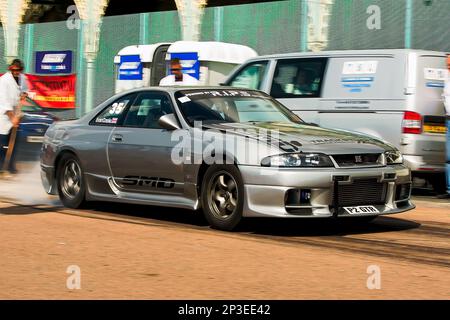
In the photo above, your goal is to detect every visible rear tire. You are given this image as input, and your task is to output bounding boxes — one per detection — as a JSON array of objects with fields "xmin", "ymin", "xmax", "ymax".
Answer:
[
  {"xmin": 201, "ymin": 165, "xmax": 244, "ymax": 231},
  {"xmin": 56, "ymin": 153, "xmax": 86, "ymax": 209}
]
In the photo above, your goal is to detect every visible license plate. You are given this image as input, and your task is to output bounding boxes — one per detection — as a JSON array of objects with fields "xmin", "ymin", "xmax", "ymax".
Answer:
[
  {"xmin": 27, "ymin": 136, "xmax": 45, "ymax": 143},
  {"xmin": 343, "ymin": 206, "xmax": 380, "ymax": 215},
  {"xmin": 423, "ymin": 125, "xmax": 446, "ymax": 134}
]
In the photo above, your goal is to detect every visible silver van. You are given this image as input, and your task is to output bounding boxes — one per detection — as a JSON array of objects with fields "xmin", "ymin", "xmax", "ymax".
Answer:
[{"xmin": 224, "ymin": 49, "xmax": 448, "ymax": 190}]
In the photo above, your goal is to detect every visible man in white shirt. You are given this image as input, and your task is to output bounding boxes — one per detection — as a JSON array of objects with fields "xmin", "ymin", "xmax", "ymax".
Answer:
[
  {"xmin": 442, "ymin": 54, "xmax": 450, "ymax": 197},
  {"xmin": 0, "ymin": 59, "xmax": 28, "ymax": 174},
  {"xmin": 159, "ymin": 58, "xmax": 199, "ymax": 86}
]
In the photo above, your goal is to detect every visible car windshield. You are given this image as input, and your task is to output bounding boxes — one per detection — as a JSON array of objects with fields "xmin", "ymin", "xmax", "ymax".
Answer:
[{"xmin": 175, "ymin": 89, "xmax": 303, "ymax": 126}]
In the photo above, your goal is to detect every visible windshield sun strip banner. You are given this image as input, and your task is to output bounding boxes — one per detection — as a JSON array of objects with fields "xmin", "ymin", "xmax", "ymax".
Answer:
[{"xmin": 177, "ymin": 90, "xmax": 270, "ymax": 103}]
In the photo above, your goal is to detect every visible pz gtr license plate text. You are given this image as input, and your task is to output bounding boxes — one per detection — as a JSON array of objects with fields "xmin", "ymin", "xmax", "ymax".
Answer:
[{"xmin": 343, "ymin": 206, "xmax": 379, "ymax": 214}]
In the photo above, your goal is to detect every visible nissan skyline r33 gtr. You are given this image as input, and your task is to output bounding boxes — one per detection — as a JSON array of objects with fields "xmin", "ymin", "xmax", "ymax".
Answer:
[{"xmin": 40, "ymin": 87, "xmax": 414, "ymax": 231}]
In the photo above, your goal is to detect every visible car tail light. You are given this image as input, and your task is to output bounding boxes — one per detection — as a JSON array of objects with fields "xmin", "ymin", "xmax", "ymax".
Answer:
[{"xmin": 402, "ymin": 111, "xmax": 422, "ymax": 134}]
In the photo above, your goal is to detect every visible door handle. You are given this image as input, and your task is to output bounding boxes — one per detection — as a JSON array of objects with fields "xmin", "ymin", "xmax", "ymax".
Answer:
[{"xmin": 111, "ymin": 134, "xmax": 123, "ymax": 142}]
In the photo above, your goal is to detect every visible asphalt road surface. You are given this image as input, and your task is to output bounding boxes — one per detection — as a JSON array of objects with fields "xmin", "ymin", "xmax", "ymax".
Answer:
[{"xmin": 0, "ymin": 162, "xmax": 448, "ymax": 299}]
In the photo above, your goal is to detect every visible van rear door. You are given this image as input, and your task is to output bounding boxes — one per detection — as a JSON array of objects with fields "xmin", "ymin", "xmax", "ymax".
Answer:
[{"xmin": 400, "ymin": 54, "xmax": 447, "ymax": 171}]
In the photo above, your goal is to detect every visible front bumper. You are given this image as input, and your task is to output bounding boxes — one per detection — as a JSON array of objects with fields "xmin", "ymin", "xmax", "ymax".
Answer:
[{"xmin": 239, "ymin": 165, "xmax": 414, "ymax": 218}]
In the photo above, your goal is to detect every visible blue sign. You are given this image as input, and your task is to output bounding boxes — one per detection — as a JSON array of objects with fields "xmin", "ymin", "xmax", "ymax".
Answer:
[
  {"xmin": 343, "ymin": 84, "xmax": 372, "ymax": 88},
  {"xmin": 118, "ymin": 55, "xmax": 143, "ymax": 80},
  {"xmin": 341, "ymin": 77, "xmax": 375, "ymax": 83},
  {"xmin": 426, "ymin": 82, "xmax": 445, "ymax": 88},
  {"xmin": 170, "ymin": 52, "xmax": 200, "ymax": 80},
  {"xmin": 341, "ymin": 76, "xmax": 374, "ymax": 92},
  {"xmin": 35, "ymin": 51, "xmax": 72, "ymax": 74}
]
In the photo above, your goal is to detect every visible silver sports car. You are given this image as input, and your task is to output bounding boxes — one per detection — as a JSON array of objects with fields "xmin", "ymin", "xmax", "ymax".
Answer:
[{"xmin": 41, "ymin": 87, "xmax": 414, "ymax": 230}]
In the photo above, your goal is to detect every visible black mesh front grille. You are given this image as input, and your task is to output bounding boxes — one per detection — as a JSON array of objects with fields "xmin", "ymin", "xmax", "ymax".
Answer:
[
  {"xmin": 333, "ymin": 179, "xmax": 387, "ymax": 207},
  {"xmin": 332, "ymin": 154, "xmax": 381, "ymax": 167}
]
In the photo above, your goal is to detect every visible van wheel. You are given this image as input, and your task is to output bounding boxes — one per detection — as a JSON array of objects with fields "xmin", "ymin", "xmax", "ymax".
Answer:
[
  {"xmin": 201, "ymin": 165, "xmax": 244, "ymax": 231},
  {"xmin": 56, "ymin": 153, "xmax": 86, "ymax": 209},
  {"xmin": 430, "ymin": 175, "xmax": 446, "ymax": 194}
]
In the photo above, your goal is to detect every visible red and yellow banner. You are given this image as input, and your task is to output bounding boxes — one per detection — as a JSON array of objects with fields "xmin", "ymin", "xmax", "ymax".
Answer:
[
  {"xmin": 0, "ymin": 73, "xmax": 77, "ymax": 109},
  {"xmin": 25, "ymin": 74, "xmax": 76, "ymax": 109}
]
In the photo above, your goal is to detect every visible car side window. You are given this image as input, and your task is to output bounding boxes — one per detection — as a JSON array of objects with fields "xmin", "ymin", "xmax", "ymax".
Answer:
[
  {"xmin": 92, "ymin": 94, "xmax": 135, "ymax": 126},
  {"xmin": 228, "ymin": 61, "xmax": 268, "ymax": 90},
  {"xmin": 270, "ymin": 58, "xmax": 327, "ymax": 98},
  {"xmin": 122, "ymin": 92, "xmax": 174, "ymax": 129}
]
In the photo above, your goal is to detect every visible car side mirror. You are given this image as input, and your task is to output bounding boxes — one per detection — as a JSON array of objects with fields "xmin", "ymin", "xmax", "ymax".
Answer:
[{"xmin": 158, "ymin": 114, "xmax": 181, "ymax": 130}]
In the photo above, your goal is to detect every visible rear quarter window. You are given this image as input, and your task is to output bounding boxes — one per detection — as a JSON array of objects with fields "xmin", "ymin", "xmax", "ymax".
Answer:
[{"xmin": 91, "ymin": 94, "xmax": 135, "ymax": 126}]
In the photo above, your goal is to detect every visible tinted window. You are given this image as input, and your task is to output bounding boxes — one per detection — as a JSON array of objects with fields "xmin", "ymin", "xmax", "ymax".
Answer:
[
  {"xmin": 228, "ymin": 61, "xmax": 268, "ymax": 90},
  {"xmin": 92, "ymin": 94, "xmax": 135, "ymax": 126},
  {"xmin": 122, "ymin": 92, "xmax": 174, "ymax": 129},
  {"xmin": 270, "ymin": 58, "xmax": 327, "ymax": 98}
]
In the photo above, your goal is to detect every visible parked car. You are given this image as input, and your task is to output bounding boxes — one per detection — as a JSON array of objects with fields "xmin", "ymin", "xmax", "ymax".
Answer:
[
  {"xmin": 40, "ymin": 87, "xmax": 414, "ymax": 231},
  {"xmin": 16, "ymin": 98, "xmax": 58, "ymax": 161},
  {"xmin": 224, "ymin": 49, "xmax": 448, "ymax": 191}
]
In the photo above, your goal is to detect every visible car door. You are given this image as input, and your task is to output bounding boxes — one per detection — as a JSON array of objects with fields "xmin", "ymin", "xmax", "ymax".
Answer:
[
  {"xmin": 83, "ymin": 93, "xmax": 137, "ymax": 194},
  {"xmin": 107, "ymin": 90, "xmax": 185, "ymax": 196}
]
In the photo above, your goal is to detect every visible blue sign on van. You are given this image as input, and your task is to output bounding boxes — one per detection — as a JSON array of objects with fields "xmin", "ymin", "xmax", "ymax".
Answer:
[
  {"xmin": 35, "ymin": 51, "xmax": 72, "ymax": 74},
  {"xmin": 341, "ymin": 77, "xmax": 374, "ymax": 83},
  {"xmin": 118, "ymin": 55, "xmax": 143, "ymax": 80},
  {"xmin": 170, "ymin": 52, "xmax": 200, "ymax": 80},
  {"xmin": 341, "ymin": 76, "xmax": 374, "ymax": 92},
  {"xmin": 426, "ymin": 82, "xmax": 445, "ymax": 88}
]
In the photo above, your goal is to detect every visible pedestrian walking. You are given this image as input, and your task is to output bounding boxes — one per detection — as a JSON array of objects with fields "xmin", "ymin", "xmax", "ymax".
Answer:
[{"xmin": 0, "ymin": 59, "xmax": 28, "ymax": 176}]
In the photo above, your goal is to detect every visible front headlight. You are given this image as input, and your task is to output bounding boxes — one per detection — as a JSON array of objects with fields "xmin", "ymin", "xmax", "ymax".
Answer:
[
  {"xmin": 385, "ymin": 150, "xmax": 403, "ymax": 164},
  {"xmin": 261, "ymin": 153, "xmax": 334, "ymax": 167}
]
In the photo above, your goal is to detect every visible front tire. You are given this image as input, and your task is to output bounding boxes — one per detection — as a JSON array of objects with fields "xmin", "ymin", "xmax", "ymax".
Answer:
[
  {"xmin": 56, "ymin": 153, "xmax": 86, "ymax": 209},
  {"xmin": 201, "ymin": 165, "xmax": 244, "ymax": 231}
]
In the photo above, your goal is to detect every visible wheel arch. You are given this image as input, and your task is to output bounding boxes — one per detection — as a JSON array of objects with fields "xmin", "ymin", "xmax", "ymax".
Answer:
[
  {"xmin": 53, "ymin": 148, "xmax": 81, "ymax": 178},
  {"xmin": 195, "ymin": 155, "xmax": 240, "ymax": 195}
]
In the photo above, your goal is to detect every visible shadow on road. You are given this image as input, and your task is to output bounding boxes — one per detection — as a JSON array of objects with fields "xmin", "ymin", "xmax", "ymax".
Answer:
[
  {"xmin": 0, "ymin": 204, "xmax": 50, "ymax": 216},
  {"xmin": 85, "ymin": 201, "xmax": 421, "ymax": 237},
  {"xmin": 88, "ymin": 201, "xmax": 210, "ymax": 228},
  {"xmin": 238, "ymin": 216, "xmax": 421, "ymax": 237},
  {"xmin": 0, "ymin": 200, "xmax": 421, "ymax": 237}
]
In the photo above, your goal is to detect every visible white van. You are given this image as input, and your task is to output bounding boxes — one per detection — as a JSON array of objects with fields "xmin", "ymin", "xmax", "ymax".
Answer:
[{"xmin": 224, "ymin": 49, "xmax": 448, "ymax": 190}]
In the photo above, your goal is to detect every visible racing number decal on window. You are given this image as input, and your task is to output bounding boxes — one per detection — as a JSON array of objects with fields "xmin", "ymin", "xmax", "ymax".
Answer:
[
  {"xmin": 94, "ymin": 99, "xmax": 131, "ymax": 125},
  {"xmin": 109, "ymin": 102, "xmax": 126, "ymax": 116},
  {"xmin": 97, "ymin": 102, "xmax": 126, "ymax": 124}
]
